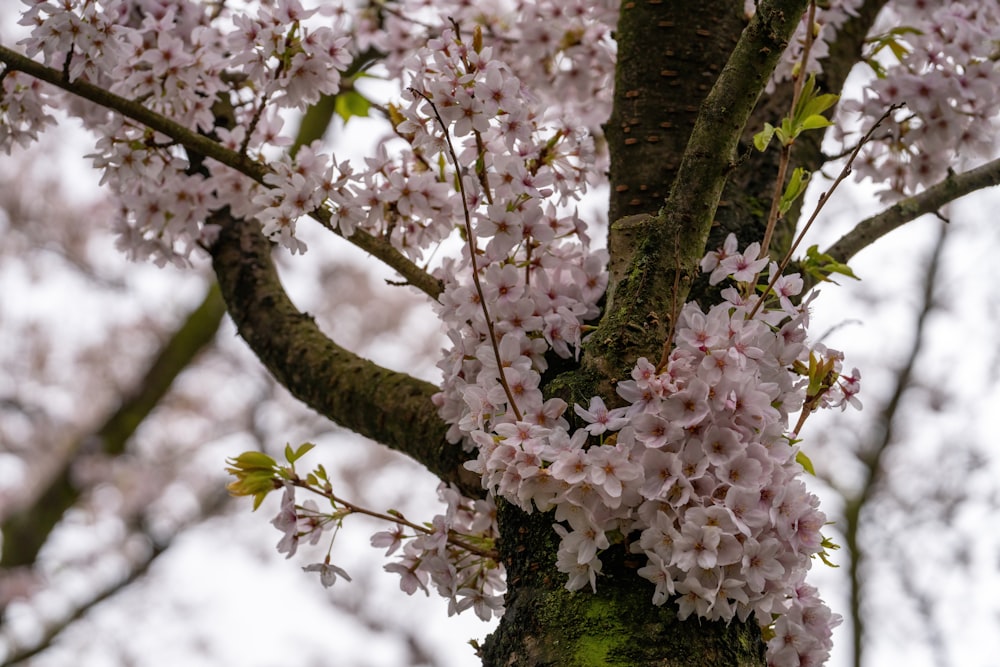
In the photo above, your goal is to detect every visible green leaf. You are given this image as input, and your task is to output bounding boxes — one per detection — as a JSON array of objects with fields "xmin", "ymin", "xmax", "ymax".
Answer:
[
  {"xmin": 779, "ymin": 168, "xmax": 810, "ymax": 215},
  {"xmin": 778, "ymin": 75, "xmax": 839, "ymax": 144},
  {"xmin": 251, "ymin": 491, "xmax": 271, "ymax": 511},
  {"xmin": 776, "ymin": 117, "xmax": 795, "ymax": 145},
  {"xmin": 799, "ymin": 114, "xmax": 834, "ymax": 131},
  {"xmin": 793, "ymin": 74, "xmax": 818, "ymax": 118},
  {"xmin": 817, "ymin": 535, "xmax": 842, "ymax": 568},
  {"xmin": 226, "ymin": 469, "xmax": 279, "ymax": 505},
  {"xmin": 285, "ymin": 442, "xmax": 316, "ymax": 464},
  {"xmin": 799, "ymin": 93, "xmax": 839, "ymax": 119},
  {"xmin": 865, "ymin": 58, "xmax": 889, "ymax": 79},
  {"xmin": 753, "ymin": 123, "xmax": 775, "ymax": 152},
  {"xmin": 802, "ymin": 245, "xmax": 860, "ymax": 284},
  {"xmin": 227, "ymin": 451, "xmax": 277, "ymax": 472},
  {"xmin": 865, "ymin": 26, "xmax": 923, "ymax": 64},
  {"xmin": 334, "ymin": 90, "xmax": 371, "ymax": 124},
  {"xmin": 796, "ymin": 450, "xmax": 816, "ymax": 476}
]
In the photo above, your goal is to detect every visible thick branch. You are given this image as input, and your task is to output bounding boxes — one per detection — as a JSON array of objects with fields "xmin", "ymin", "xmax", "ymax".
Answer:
[
  {"xmin": 208, "ymin": 209, "xmax": 480, "ymax": 497},
  {"xmin": 665, "ymin": 0, "xmax": 809, "ymax": 235},
  {"xmin": 0, "ymin": 283, "xmax": 226, "ymax": 568},
  {"xmin": 0, "ymin": 44, "xmax": 442, "ymax": 300},
  {"xmin": 588, "ymin": 0, "xmax": 809, "ymax": 381},
  {"xmin": 826, "ymin": 156, "xmax": 1000, "ymax": 262}
]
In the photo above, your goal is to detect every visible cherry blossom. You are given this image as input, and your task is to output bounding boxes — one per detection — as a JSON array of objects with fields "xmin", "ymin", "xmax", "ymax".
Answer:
[{"xmin": 2, "ymin": 2, "xmax": 932, "ymax": 663}]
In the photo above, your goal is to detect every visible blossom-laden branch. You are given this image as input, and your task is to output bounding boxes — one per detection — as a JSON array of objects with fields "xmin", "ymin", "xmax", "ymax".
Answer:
[
  {"xmin": 227, "ymin": 444, "xmax": 503, "ymax": 620},
  {"xmin": 0, "ymin": 44, "xmax": 443, "ymax": 300},
  {"xmin": 13, "ymin": 1, "xmax": 998, "ymax": 665},
  {"xmin": 825, "ymin": 155, "xmax": 1000, "ymax": 263},
  {"xmin": 410, "ymin": 84, "xmax": 522, "ymax": 422},
  {"xmin": 283, "ymin": 476, "xmax": 499, "ymax": 561}
]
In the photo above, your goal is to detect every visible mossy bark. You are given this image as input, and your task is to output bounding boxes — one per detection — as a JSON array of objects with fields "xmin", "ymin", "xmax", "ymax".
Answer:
[
  {"xmin": 482, "ymin": 501, "xmax": 766, "ymax": 667},
  {"xmin": 208, "ymin": 210, "xmax": 481, "ymax": 497}
]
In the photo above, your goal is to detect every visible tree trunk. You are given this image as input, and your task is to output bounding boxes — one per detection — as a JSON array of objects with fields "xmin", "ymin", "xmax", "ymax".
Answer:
[
  {"xmin": 482, "ymin": 501, "xmax": 766, "ymax": 666},
  {"xmin": 482, "ymin": 2, "xmax": 813, "ymax": 664}
]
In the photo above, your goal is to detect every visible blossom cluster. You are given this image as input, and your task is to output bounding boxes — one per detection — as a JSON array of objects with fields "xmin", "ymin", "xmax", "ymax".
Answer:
[
  {"xmin": 11, "ymin": 0, "xmax": 355, "ymax": 264},
  {"xmin": 240, "ymin": 21, "xmax": 608, "ymax": 626},
  {"xmin": 750, "ymin": 0, "xmax": 1000, "ymax": 198},
  {"xmin": 3, "ymin": 0, "xmax": 617, "ymax": 264},
  {"xmin": 370, "ymin": 484, "xmax": 504, "ymax": 622},
  {"xmin": 842, "ymin": 1, "xmax": 1000, "ymax": 196},
  {"xmin": 267, "ymin": 475, "xmax": 503, "ymax": 621},
  {"xmin": 0, "ymin": 69, "xmax": 55, "ymax": 153},
  {"xmin": 340, "ymin": 0, "xmax": 618, "ymax": 131},
  {"xmin": 443, "ymin": 233, "xmax": 854, "ymax": 667},
  {"xmin": 361, "ymin": 25, "xmax": 605, "ymax": 621}
]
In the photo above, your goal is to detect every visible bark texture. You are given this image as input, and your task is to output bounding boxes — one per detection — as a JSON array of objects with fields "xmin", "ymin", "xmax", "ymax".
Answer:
[
  {"xmin": 482, "ymin": 502, "xmax": 766, "ymax": 667},
  {"xmin": 208, "ymin": 210, "xmax": 481, "ymax": 497},
  {"xmin": 606, "ymin": 1, "xmax": 745, "ymax": 223}
]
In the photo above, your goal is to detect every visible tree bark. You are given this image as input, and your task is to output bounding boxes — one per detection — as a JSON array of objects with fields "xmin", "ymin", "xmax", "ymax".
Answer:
[{"xmin": 208, "ymin": 210, "xmax": 481, "ymax": 497}]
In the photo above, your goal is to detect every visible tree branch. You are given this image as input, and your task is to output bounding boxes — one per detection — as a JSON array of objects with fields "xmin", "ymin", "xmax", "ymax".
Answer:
[
  {"xmin": 714, "ymin": 0, "xmax": 890, "ymax": 283},
  {"xmin": 588, "ymin": 0, "xmax": 809, "ymax": 380},
  {"xmin": 0, "ymin": 283, "xmax": 226, "ymax": 568},
  {"xmin": 665, "ymin": 0, "xmax": 810, "ymax": 237},
  {"xmin": 0, "ymin": 44, "xmax": 442, "ymax": 300},
  {"xmin": 208, "ymin": 209, "xmax": 480, "ymax": 497},
  {"xmin": 825, "ymin": 156, "xmax": 1000, "ymax": 262},
  {"xmin": 0, "ymin": 43, "xmax": 474, "ymax": 495}
]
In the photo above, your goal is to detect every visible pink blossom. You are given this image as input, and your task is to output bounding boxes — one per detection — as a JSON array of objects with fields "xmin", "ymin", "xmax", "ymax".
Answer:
[{"xmin": 573, "ymin": 396, "xmax": 628, "ymax": 435}]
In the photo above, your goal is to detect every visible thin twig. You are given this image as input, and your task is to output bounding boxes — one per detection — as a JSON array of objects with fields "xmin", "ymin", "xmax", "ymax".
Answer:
[
  {"xmin": 289, "ymin": 478, "xmax": 499, "ymax": 561},
  {"xmin": 748, "ymin": 104, "xmax": 899, "ymax": 319},
  {"xmin": 825, "ymin": 154, "xmax": 1000, "ymax": 264},
  {"xmin": 410, "ymin": 87, "xmax": 523, "ymax": 421},
  {"xmin": 760, "ymin": 0, "xmax": 818, "ymax": 256}
]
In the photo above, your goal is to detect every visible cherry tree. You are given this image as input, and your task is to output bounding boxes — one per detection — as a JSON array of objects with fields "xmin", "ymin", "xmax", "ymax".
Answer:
[{"xmin": 2, "ymin": 1, "xmax": 1000, "ymax": 666}]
